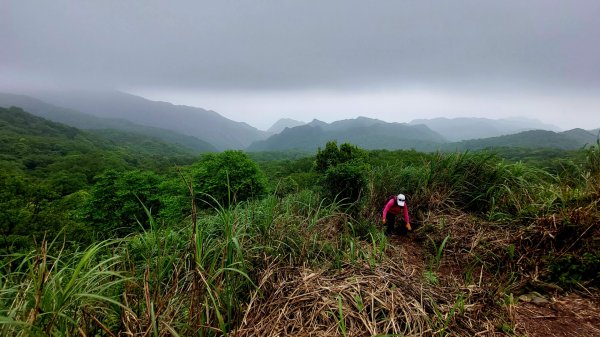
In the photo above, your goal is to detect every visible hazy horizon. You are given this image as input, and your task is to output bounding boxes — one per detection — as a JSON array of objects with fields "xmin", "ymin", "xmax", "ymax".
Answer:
[
  {"xmin": 3, "ymin": 1, "xmax": 599, "ymax": 131},
  {"xmin": 129, "ymin": 87, "xmax": 597, "ymax": 131}
]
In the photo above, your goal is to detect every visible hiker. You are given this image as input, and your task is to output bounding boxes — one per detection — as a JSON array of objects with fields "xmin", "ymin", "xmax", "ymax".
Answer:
[{"xmin": 382, "ymin": 194, "xmax": 411, "ymax": 235}]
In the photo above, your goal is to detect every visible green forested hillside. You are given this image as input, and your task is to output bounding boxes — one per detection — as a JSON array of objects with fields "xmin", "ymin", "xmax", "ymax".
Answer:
[
  {"xmin": 443, "ymin": 129, "xmax": 598, "ymax": 151},
  {"xmin": 0, "ymin": 92, "xmax": 217, "ymax": 153},
  {"xmin": 30, "ymin": 90, "xmax": 267, "ymax": 150},
  {"xmin": 247, "ymin": 121, "xmax": 446, "ymax": 151},
  {"xmin": 0, "ymin": 106, "xmax": 197, "ymax": 174},
  {"xmin": 0, "ymin": 106, "xmax": 202, "ymax": 251},
  {"xmin": 248, "ymin": 117, "xmax": 599, "ymax": 153},
  {"xmin": 561, "ymin": 128, "xmax": 599, "ymax": 145}
]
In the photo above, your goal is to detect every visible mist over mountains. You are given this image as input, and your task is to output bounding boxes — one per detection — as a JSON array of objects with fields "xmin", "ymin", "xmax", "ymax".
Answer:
[
  {"xmin": 1, "ymin": 90, "xmax": 598, "ymax": 154},
  {"xmin": 0, "ymin": 92, "xmax": 216, "ymax": 153},
  {"xmin": 25, "ymin": 91, "xmax": 267, "ymax": 150},
  {"xmin": 267, "ymin": 118, "xmax": 305, "ymax": 134},
  {"xmin": 442, "ymin": 129, "xmax": 598, "ymax": 152},
  {"xmin": 409, "ymin": 117, "xmax": 561, "ymax": 142}
]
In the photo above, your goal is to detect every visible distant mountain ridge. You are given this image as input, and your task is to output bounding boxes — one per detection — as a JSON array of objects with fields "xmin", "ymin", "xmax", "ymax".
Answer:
[
  {"xmin": 409, "ymin": 117, "xmax": 561, "ymax": 142},
  {"xmin": 4, "ymin": 90, "xmax": 596, "ymax": 153},
  {"xmin": 25, "ymin": 90, "xmax": 268, "ymax": 150},
  {"xmin": 561, "ymin": 128, "xmax": 600, "ymax": 146},
  {"xmin": 0, "ymin": 92, "xmax": 216, "ymax": 153},
  {"xmin": 248, "ymin": 117, "xmax": 447, "ymax": 151},
  {"xmin": 318, "ymin": 116, "xmax": 387, "ymax": 131},
  {"xmin": 443, "ymin": 128, "xmax": 598, "ymax": 151},
  {"xmin": 267, "ymin": 118, "xmax": 305, "ymax": 134},
  {"xmin": 251, "ymin": 116, "xmax": 596, "ymax": 152}
]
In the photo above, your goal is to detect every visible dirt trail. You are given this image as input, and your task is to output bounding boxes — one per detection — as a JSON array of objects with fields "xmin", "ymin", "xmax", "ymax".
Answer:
[
  {"xmin": 515, "ymin": 294, "xmax": 600, "ymax": 337},
  {"xmin": 388, "ymin": 231, "xmax": 600, "ymax": 337},
  {"xmin": 387, "ymin": 234, "xmax": 426, "ymax": 275}
]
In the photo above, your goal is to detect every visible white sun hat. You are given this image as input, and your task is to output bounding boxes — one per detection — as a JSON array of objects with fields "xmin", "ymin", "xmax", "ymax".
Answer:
[{"xmin": 397, "ymin": 194, "xmax": 406, "ymax": 206}]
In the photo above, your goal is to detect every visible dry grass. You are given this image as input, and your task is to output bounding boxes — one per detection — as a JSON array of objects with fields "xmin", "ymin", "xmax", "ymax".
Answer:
[
  {"xmin": 235, "ymin": 262, "xmax": 432, "ymax": 337},
  {"xmin": 234, "ymin": 255, "xmax": 505, "ymax": 336}
]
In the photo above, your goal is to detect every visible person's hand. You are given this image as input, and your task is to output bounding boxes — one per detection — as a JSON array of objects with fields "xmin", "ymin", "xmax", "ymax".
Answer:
[
  {"xmin": 406, "ymin": 222, "xmax": 412, "ymax": 231},
  {"xmin": 382, "ymin": 218, "xmax": 387, "ymax": 224}
]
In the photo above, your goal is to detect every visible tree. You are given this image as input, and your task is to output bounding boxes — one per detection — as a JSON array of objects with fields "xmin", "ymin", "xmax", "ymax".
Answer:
[
  {"xmin": 323, "ymin": 161, "xmax": 368, "ymax": 202},
  {"xmin": 315, "ymin": 141, "xmax": 367, "ymax": 173},
  {"xmin": 158, "ymin": 175, "xmax": 191, "ymax": 223},
  {"xmin": 192, "ymin": 151, "xmax": 267, "ymax": 207},
  {"xmin": 314, "ymin": 141, "xmax": 368, "ymax": 203},
  {"xmin": 0, "ymin": 172, "xmax": 31, "ymax": 253},
  {"xmin": 84, "ymin": 170, "xmax": 163, "ymax": 237},
  {"xmin": 315, "ymin": 141, "xmax": 342, "ymax": 173},
  {"xmin": 0, "ymin": 171, "xmax": 71, "ymax": 253}
]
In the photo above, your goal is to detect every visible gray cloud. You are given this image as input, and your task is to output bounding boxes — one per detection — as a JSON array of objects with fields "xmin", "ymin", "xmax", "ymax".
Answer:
[
  {"xmin": 2, "ymin": 1, "xmax": 600, "ymax": 91},
  {"xmin": 2, "ymin": 1, "xmax": 599, "ymax": 130}
]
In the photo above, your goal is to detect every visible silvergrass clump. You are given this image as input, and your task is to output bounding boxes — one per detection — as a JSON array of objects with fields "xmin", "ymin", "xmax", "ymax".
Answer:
[
  {"xmin": 0, "ymin": 237, "xmax": 127, "ymax": 336},
  {"xmin": 366, "ymin": 151, "xmax": 553, "ymax": 221},
  {"xmin": 191, "ymin": 193, "xmax": 256, "ymax": 335}
]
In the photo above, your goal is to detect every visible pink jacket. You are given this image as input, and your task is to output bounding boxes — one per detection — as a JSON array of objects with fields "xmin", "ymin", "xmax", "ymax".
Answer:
[{"xmin": 382, "ymin": 198, "xmax": 410, "ymax": 223}]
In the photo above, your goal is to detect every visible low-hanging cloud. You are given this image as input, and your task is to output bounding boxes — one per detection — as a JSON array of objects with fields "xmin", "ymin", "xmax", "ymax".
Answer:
[
  {"xmin": 3, "ymin": 1, "xmax": 600, "ymax": 90},
  {"xmin": 1, "ymin": 1, "xmax": 599, "ymax": 129}
]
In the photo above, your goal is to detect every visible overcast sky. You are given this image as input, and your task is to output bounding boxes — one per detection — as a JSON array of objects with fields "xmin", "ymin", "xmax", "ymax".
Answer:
[{"xmin": 2, "ymin": 1, "xmax": 599, "ymax": 130}]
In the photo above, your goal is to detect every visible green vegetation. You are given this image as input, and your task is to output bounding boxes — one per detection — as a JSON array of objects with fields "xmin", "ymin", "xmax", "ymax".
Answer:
[
  {"xmin": 1, "ymin": 108, "xmax": 599, "ymax": 336},
  {"xmin": 0, "ymin": 106, "xmax": 198, "ymax": 252},
  {"xmin": 248, "ymin": 116, "xmax": 598, "ymax": 153},
  {"xmin": 315, "ymin": 141, "xmax": 368, "ymax": 203},
  {"xmin": 192, "ymin": 150, "xmax": 268, "ymax": 207}
]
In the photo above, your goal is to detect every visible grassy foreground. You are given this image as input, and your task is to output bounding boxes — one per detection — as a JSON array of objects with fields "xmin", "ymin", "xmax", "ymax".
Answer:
[{"xmin": 1, "ymin": 146, "xmax": 599, "ymax": 336}]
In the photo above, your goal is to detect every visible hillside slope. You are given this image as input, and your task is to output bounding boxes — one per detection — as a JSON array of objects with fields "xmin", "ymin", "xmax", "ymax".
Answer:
[
  {"xmin": 443, "ymin": 129, "xmax": 598, "ymax": 151},
  {"xmin": 29, "ymin": 90, "xmax": 267, "ymax": 150},
  {"xmin": 0, "ymin": 106, "xmax": 195, "ymax": 172},
  {"xmin": 0, "ymin": 92, "xmax": 216, "ymax": 153},
  {"xmin": 248, "ymin": 118, "xmax": 446, "ymax": 151},
  {"xmin": 267, "ymin": 118, "xmax": 306, "ymax": 134},
  {"xmin": 410, "ymin": 117, "xmax": 561, "ymax": 141}
]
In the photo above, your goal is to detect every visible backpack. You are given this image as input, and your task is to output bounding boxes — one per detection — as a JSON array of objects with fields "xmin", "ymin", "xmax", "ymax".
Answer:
[{"xmin": 385, "ymin": 194, "xmax": 397, "ymax": 206}]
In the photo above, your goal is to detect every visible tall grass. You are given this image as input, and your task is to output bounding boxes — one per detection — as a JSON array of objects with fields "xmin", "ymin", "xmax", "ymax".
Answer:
[
  {"xmin": 192, "ymin": 195, "xmax": 256, "ymax": 335},
  {"xmin": 115, "ymin": 188, "xmax": 382, "ymax": 336},
  {"xmin": 0, "ymin": 237, "xmax": 127, "ymax": 336},
  {"xmin": 367, "ymin": 151, "xmax": 553, "ymax": 221}
]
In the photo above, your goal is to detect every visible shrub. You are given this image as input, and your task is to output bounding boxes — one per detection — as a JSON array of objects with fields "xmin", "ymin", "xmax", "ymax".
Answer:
[
  {"xmin": 549, "ymin": 253, "xmax": 600, "ymax": 287},
  {"xmin": 193, "ymin": 151, "xmax": 268, "ymax": 208},
  {"xmin": 315, "ymin": 141, "xmax": 369, "ymax": 204},
  {"xmin": 84, "ymin": 170, "xmax": 163, "ymax": 237},
  {"xmin": 323, "ymin": 161, "xmax": 368, "ymax": 203}
]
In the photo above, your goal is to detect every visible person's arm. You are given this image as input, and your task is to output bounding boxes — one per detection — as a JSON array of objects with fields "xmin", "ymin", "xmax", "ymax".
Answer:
[
  {"xmin": 404, "ymin": 203, "xmax": 411, "ymax": 230},
  {"xmin": 382, "ymin": 198, "xmax": 394, "ymax": 221}
]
